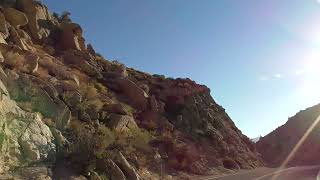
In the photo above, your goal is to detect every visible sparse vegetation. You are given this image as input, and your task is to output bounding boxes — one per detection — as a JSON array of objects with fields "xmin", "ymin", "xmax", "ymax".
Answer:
[{"xmin": 68, "ymin": 122, "xmax": 116, "ymax": 171}]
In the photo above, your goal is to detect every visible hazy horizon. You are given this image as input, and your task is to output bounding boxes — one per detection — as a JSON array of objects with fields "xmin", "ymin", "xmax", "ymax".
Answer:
[{"xmin": 44, "ymin": 0, "xmax": 320, "ymax": 138}]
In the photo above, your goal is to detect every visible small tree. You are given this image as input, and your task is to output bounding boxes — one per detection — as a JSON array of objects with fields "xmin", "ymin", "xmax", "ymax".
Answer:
[{"xmin": 61, "ymin": 11, "xmax": 71, "ymax": 22}]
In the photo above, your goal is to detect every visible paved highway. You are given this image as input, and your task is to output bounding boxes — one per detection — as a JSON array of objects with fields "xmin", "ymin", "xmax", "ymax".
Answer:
[{"xmin": 198, "ymin": 166, "xmax": 320, "ymax": 180}]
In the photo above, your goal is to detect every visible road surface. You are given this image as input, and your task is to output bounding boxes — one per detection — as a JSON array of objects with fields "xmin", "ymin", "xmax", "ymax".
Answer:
[{"xmin": 198, "ymin": 166, "xmax": 320, "ymax": 180}]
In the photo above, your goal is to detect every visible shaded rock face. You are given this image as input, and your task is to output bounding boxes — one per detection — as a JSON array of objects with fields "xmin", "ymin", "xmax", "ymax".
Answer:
[
  {"xmin": 167, "ymin": 92, "xmax": 260, "ymax": 169},
  {"xmin": 257, "ymin": 104, "xmax": 320, "ymax": 166},
  {"xmin": 60, "ymin": 23, "xmax": 86, "ymax": 51},
  {"xmin": 0, "ymin": 0, "xmax": 262, "ymax": 178}
]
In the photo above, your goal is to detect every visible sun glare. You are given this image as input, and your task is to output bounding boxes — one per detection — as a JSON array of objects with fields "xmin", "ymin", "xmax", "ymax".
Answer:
[{"xmin": 296, "ymin": 52, "xmax": 320, "ymax": 105}]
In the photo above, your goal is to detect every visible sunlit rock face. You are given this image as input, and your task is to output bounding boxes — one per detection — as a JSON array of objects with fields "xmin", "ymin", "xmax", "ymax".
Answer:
[
  {"xmin": 0, "ymin": 72, "xmax": 55, "ymax": 173},
  {"xmin": 257, "ymin": 104, "xmax": 320, "ymax": 166},
  {"xmin": 0, "ymin": 0, "xmax": 263, "ymax": 178}
]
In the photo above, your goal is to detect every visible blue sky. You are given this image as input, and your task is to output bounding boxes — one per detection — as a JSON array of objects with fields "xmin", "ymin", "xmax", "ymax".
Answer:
[{"xmin": 44, "ymin": 0, "xmax": 320, "ymax": 138}]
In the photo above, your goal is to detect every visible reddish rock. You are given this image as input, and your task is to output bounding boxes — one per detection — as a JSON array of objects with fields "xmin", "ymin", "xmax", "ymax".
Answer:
[
  {"xmin": 60, "ymin": 23, "xmax": 86, "ymax": 51},
  {"xmin": 115, "ymin": 77, "xmax": 149, "ymax": 110}
]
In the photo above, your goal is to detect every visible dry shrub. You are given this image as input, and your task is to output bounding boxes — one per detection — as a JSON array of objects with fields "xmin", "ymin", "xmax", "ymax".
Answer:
[
  {"xmin": 94, "ymin": 81, "xmax": 108, "ymax": 94},
  {"xmin": 68, "ymin": 122, "xmax": 116, "ymax": 168},
  {"xmin": 5, "ymin": 52, "xmax": 25, "ymax": 69},
  {"xmin": 129, "ymin": 128, "xmax": 154, "ymax": 152},
  {"xmin": 34, "ymin": 66, "xmax": 49, "ymax": 79},
  {"xmin": 114, "ymin": 127, "xmax": 154, "ymax": 154}
]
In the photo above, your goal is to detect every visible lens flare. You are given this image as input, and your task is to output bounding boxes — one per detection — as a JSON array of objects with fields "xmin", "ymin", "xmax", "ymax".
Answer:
[{"xmin": 270, "ymin": 114, "xmax": 320, "ymax": 180}]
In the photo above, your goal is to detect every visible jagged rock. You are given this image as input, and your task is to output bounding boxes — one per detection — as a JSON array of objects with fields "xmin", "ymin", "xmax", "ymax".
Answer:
[
  {"xmin": 111, "ymin": 60, "xmax": 128, "ymax": 78},
  {"xmin": 38, "ymin": 56, "xmax": 78, "ymax": 81},
  {"xmin": 4, "ymin": 8, "xmax": 28, "ymax": 29},
  {"xmin": 107, "ymin": 114, "xmax": 138, "ymax": 132},
  {"xmin": 149, "ymin": 95, "xmax": 158, "ymax": 112},
  {"xmin": 139, "ymin": 84, "xmax": 149, "ymax": 94},
  {"xmin": 89, "ymin": 171, "xmax": 101, "ymax": 180},
  {"xmin": 51, "ymin": 128, "xmax": 69, "ymax": 151},
  {"xmin": 103, "ymin": 103, "xmax": 128, "ymax": 115},
  {"xmin": 8, "ymin": 26, "xmax": 32, "ymax": 50},
  {"xmin": 96, "ymin": 159, "xmax": 126, "ymax": 180},
  {"xmin": 0, "ymin": 12, "xmax": 9, "ymax": 40},
  {"xmin": 60, "ymin": 22, "xmax": 86, "ymax": 51},
  {"xmin": 114, "ymin": 78, "xmax": 148, "ymax": 110},
  {"xmin": 63, "ymin": 51, "xmax": 100, "ymax": 77},
  {"xmin": 115, "ymin": 151, "xmax": 140, "ymax": 180},
  {"xmin": 17, "ymin": 0, "xmax": 53, "ymax": 41},
  {"xmin": 87, "ymin": 43, "xmax": 96, "ymax": 55}
]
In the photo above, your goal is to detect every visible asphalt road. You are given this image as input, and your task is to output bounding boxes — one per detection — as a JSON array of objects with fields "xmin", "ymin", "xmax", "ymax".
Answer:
[{"xmin": 198, "ymin": 166, "xmax": 320, "ymax": 180}]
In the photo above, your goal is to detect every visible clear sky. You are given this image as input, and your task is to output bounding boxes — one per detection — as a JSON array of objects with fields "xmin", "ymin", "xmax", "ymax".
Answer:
[{"xmin": 44, "ymin": 0, "xmax": 320, "ymax": 138}]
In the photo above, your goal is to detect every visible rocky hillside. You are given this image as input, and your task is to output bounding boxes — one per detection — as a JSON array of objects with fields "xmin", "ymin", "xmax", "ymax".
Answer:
[
  {"xmin": 257, "ymin": 104, "xmax": 320, "ymax": 167},
  {"xmin": 0, "ymin": 0, "xmax": 262, "ymax": 179}
]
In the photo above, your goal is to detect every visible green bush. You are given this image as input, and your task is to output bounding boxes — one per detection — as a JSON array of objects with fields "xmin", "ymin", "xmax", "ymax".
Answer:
[
  {"xmin": 113, "ymin": 127, "xmax": 154, "ymax": 154},
  {"xmin": 69, "ymin": 123, "xmax": 115, "ymax": 162}
]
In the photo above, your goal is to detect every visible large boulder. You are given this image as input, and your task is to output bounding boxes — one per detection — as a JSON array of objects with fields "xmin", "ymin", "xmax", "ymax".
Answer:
[
  {"xmin": 107, "ymin": 114, "xmax": 138, "ymax": 132},
  {"xmin": 3, "ymin": 8, "xmax": 28, "ymax": 29},
  {"xmin": 114, "ymin": 78, "xmax": 148, "ymax": 110}
]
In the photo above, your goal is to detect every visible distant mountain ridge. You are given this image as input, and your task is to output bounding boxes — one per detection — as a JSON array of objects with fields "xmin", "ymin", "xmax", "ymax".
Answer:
[
  {"xmin": 251, "ymin": 137, "xmax": 261, "ymax": 143},
  {"xmin": 257, "ymin": 104, "xmax": 320, "ymax": 166}
]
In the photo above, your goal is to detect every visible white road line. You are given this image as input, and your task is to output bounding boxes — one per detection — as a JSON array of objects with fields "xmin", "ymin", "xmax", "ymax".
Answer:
[
  {"xmin": 198, "ymin": 170, "xmax": 262, "ymax": 180},
  {"xmin": 316, "ymin": 167, "xmax": 320, "ymax": 180},
  {"xmin": 198, "ymin": 166, "xmax": 320, "ymax": 180},
  {"xmin": 252, "ymin": 167, "xmax": 294, "ymax": 180}
]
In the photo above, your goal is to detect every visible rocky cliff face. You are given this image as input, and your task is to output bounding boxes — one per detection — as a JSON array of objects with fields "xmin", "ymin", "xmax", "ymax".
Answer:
[
  {"xmin": 0, "ymin": 0, "xmax": 261, "ymax": 179},
  {"xmin": 257, "ymin": 104, "xmax": 320, "ymax": 167}
]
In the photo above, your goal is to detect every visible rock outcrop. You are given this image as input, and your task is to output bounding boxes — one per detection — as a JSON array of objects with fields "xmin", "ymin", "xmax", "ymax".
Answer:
[
  {"xmin": 17, "ymin": 0, "xmax": 54, "ymax": 41},
  {"xmin": 0, "ymin": 0, "xmax": 262, "ymax": 179},
  {"xmin": 257, "ymin": 104, "xmax": 320, "ymax": 166},
  {"xmin": 59, "ymin": 23, "xmax": 86, "ymax": 51},
  {"xmin": 0, "ymin": 69, "xmax": 55, "ymax": 172}
]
